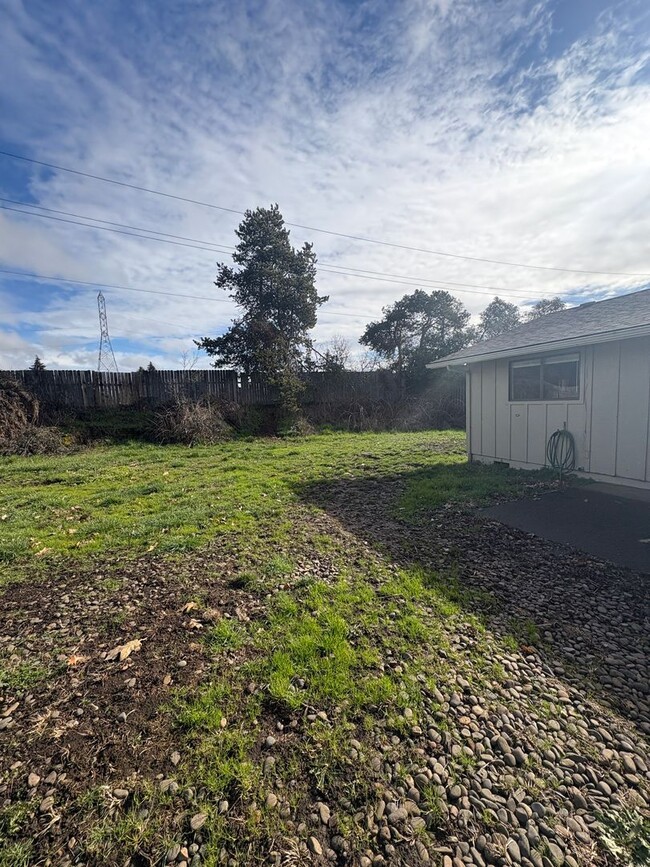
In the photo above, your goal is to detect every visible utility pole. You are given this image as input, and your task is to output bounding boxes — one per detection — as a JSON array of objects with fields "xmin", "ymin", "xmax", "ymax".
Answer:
[{"xmin": 97, "ymin": 291, "xmax": 119, "ymax": 372}]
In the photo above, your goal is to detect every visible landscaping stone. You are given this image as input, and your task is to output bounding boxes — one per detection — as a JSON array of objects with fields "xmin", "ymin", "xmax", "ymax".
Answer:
[
  {"xmin": 308, "ymin": 836, "xmax": 323, "ymax": 855},
  {"xmin": 1, "ymin": 435, "xmax": 649, "ymax": 866},
  {"xmin": 190, "ymin": 813, "xmax": 207, "ymax": 831}
]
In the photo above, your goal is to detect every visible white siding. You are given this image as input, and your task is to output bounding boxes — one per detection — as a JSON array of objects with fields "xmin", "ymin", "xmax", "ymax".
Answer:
[
  {"xmin": 468, "ymin": 336, "xmax": 650, "ymax": 485},
  {"xmin": 590, "ymin": 342, "xmax": 619, "ymax": 476},
  {"xmin": 546, "ymin": 404, "xmax": 567, "ymax": 456},
  {"xmin": 469, "ymin": 363, "xmax": 482, "ymax": 456},
  {"xmin": 527, "ymin": 404, "xmax": 546, "ymax": 466},
  {"xmin": 495, "ymin": 359, "xmax": 510, "ymax": 456},
  {"xmin": 481, "ymin": 361, "xmax": 497, "ymax": 458},
  {"xmin": 615, "ymin": 339, "xmax": 650, "ymax": 480},
  {"xmin": 510, "ymin": 405, "xmax": 527, "ymax": 462}
]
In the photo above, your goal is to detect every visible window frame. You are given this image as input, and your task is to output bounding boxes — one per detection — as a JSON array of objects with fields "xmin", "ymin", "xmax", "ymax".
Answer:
[{"xmin": 508, "ymin": 353, "xmax": 581, "ymax": 402}]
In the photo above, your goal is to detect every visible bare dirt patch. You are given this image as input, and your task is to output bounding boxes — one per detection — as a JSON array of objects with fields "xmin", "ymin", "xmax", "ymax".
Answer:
[{"xmin": 0, "ymin": 550, "xmax": 263, "ymax": 863}]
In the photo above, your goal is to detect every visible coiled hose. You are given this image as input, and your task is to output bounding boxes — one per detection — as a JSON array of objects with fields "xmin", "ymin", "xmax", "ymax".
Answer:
[{"xmin": 546, "ymin": 426, "xmax": 576, "ymax": 481}]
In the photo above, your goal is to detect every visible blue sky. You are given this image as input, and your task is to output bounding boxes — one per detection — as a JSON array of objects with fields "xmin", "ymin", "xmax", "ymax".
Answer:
[{"xmin": 1, "ymin": 0, "xmax": 649, "ymax": 369}]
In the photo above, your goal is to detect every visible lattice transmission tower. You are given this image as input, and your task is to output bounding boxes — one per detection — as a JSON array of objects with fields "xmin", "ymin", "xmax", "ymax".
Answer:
[{"xmin": 97, "ymin": 291, "xmax": 119, "ymax": 373}]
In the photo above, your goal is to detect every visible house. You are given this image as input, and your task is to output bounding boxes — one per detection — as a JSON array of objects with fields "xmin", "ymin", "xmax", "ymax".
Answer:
[{"xmin": 428, "ymin": 288, "xmax": 650, "ymax": 488}]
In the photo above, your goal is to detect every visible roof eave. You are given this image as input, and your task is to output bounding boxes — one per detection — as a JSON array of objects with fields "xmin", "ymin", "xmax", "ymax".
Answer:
[{"xmin": 426, "ymin": 322, "xmax": 650, "ymax": 369}]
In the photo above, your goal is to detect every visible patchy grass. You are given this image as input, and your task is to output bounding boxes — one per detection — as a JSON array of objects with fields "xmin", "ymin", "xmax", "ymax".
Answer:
[
  {"xmin": 0, "ymin": 431, "xmax": 465, "ymax": 575},
  {"xmin": 0, "ymin": 802, "xmax": 34, "ymax": 866},
  {"xmin": 0, "ymin": 659, "xmax": 49, "ymax": 692},
  {"xmin": 2, "ymin": 430, "xmax": 618, "ymax": 866},
  {"xmin": 166, "ymin": 561, "xmax": 468, "ymax": 859},
  {"xmin": 398, "ymin": 460, "xmax": 555, "ymax": 519}
]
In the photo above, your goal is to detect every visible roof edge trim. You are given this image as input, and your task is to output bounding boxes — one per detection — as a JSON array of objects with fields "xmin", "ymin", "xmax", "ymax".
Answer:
[{"xmin": 426, "ymin": 322, "xmax": 650, "ymax": 368}]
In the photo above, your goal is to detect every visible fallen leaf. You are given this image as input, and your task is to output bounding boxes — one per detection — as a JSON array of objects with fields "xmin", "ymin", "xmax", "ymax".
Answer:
[
  {"xmin": 67, "ymin": 654, "xmax": 88, "ymax": 667},
  {"xmin": 187, "ymin": 618, "xmax": 203, "ymax": 630},
  {"xmin": 182, "ymin": 601, "xmax": 199, "ymax": 613},
  {"xmin": 35, "ymin": 547, "xmax": 53, "ymax": 557},
  {"xmin": 106, "ymin": 639, "xmax": 142, "ymax": 662}
]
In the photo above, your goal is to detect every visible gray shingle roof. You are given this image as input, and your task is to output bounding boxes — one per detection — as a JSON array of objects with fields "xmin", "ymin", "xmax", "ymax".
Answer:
[{"xmin": 429, "ymin": 288, "xmax": 650, "ymax": 367}]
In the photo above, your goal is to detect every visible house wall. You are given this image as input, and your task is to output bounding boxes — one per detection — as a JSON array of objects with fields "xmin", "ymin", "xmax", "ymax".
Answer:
[{"xmin": 467, "ymin": 335, "xmax": 650, "ymax": 486}]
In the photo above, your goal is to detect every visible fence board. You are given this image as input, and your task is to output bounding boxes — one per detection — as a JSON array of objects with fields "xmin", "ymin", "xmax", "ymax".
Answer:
[{"xmin": 0, "ymin": 368, "xmax": 465, "ymax": 414}]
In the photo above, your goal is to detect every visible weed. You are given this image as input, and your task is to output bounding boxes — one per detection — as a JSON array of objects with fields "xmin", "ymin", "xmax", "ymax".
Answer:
[
  {"xmin": 0, "ymin": 843, "xmax": 33, "ymax": 867},
  {"xmin": 510, "ymin": 617, "xmax": 541, "ymax": 645},
  {"xmin": 597, "ymin": 809, "xmax": 650, "ymax": 865},
  {"xmin": 80, "ymin": 786, "xmax": 168, "ymax": 863},
  {"xmin": 421, "ymin": 785, "xmax": 447, "ymax": 831},
  {"xmin": 264, "ymin": 555, "xmax": 294, "ymax": 579},
  {"xmin": 0, "ymin": 800, "xmax": 32, "ymax": 836},
  {"xmin": 0, "ymin": 660, "xmax": 48, "ymax": 691},
  {"xmin": 208, "ymin": 620, "xmax": 247, "ymax": 652}
]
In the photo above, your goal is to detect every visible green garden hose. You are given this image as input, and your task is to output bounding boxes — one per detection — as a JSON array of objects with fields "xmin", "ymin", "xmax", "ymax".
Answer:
[{"xmin": 546, "ymin": 425, "xmax": 576, "ymax": 481}]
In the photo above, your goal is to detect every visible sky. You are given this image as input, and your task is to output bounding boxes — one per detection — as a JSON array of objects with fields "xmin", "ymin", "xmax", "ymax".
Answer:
[{"xmin": 0, "ymin": 0, "xmax": 649, "ymax": 370}]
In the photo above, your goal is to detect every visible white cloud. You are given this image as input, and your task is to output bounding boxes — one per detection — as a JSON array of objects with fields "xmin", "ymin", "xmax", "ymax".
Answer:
[{"xmin": 0, "ymin": 0, "xmax": 649, "ymax": 369}]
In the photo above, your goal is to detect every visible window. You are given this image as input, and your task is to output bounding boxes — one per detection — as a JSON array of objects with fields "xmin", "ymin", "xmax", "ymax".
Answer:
[{"xmin": 510, "ymin": 354, "xmax": 579, "ymax": 401}]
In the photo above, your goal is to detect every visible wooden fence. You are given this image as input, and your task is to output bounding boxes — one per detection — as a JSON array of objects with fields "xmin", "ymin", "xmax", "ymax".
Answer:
[{"xmin": 1, "ymin": 368, "xmax": 464, "ymax": 411}]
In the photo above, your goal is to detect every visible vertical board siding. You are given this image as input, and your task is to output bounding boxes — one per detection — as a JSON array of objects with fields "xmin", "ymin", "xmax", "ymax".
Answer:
[
  {"xmin": 480, "ymin": 361, "xmax": 497, "ymax": 458},
  {"xmin": 589, "ymin": 342, "xmax": 620, "ymax": 476},
  {"xmin": 495, "ymin": 359, "xmax": 510, "ymax": 459},
  {"xmin": 473, "ymin": 339, "xmax": 650, "ymax": 482},
  {"xmin": 566, "ymin": 403, "xmax": 588, "ymax": 469},
  {"xmin": 510, "ymin": 404, "xmax": 528, "ymax": 462},
  {"xmin": 615, "ymin": 338, "xmax": 650, "ymax": 480},
  {"xmin": 545, "ymin": 403, "xmax": 568, "ymax": 470},
  {"xmin": 470, "ymin": 365, "xmax": 482, "ymax": 456},
  {"xmin": 477, "ymin": 349, "xmax": 593, "ymax": 471},
  {"xmin": 526, "ymin": 404, "xmax": 547, "ymax": 465}
]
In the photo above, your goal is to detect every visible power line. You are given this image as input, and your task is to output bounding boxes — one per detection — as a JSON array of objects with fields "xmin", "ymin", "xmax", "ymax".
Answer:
[
  {"xmin": 0, "ymin": 204, "xmax": 234, "ymax": 255},
  {"xmin": 0, "ymin": 268, "xmax": 368, "ymax": 319},
  {"xmin": 1, "ymin": 201, "xmax": 577, "ymax": 300},
  {"xmin": 0, "ymin": 196, "xmax": 516, "ymax": 297},
  {"xmin": 1, "ymin": 196, "xmax": 519, "ymax": 294},
  {"xmin": 0, "ymin": 197, "xmax": 235, "ymax": 251},
  {"xmin": 2, "ymin": 149, "xmax": 649, "ymax": 278}
]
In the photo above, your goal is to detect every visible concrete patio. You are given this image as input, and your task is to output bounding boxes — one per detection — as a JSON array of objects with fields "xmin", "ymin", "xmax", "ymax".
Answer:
[{"xmin": 483, "ymin": 482, "xmax": 650, "ymax": 574}]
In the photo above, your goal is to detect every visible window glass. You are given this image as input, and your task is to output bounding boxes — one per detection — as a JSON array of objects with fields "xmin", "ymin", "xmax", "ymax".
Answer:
[
  {"xmin": 510, "ymin": 361, "xmax": 541, "ymax": 400},
  {"xmin": 542, "ymin": 357, "xmax": 579, "ymax": 400},
  {"xmin": 509, "ymin": 355, "xmax": 580, "ymax": 401}
]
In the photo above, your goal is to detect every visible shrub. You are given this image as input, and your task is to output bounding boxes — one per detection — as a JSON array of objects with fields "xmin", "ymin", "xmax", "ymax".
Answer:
[
  {"xmin": 0, "ymin": 378, "xmax": 39, "ymax": 437},
  {"xmin": 1, "ymin": 424, "xmax": 70, "ymax": 456},
  {"xmin": 0, "ymin": 379, "xmax": 70, "ymax": 455},
  {"xmin": 153, "ymin": 397, "xmax": 233, "ymax": 445}
]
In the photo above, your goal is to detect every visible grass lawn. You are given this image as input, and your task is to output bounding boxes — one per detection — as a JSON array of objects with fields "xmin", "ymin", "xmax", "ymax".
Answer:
[
  {"xmin": 3, "ymin": 430, "xmax": 619, "ymax": 867},
  {"xmin": 0, "ymin": 429, "xmax": 545, "ymax": 572}
]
